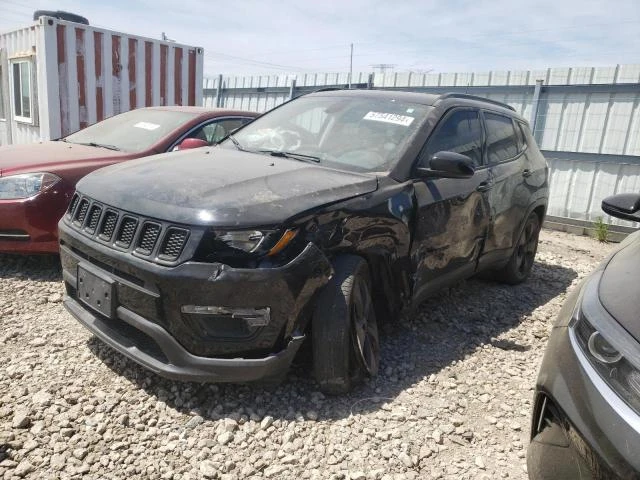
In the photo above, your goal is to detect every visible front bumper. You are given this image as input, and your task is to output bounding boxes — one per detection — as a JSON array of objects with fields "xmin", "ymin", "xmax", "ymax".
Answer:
[
  {"xmin": 0, "ymin": 184, "xmax": 70, "ymax": 254},
  {"xmin": 59, "ymin": 221, "xmax": 333, "ymax": 382},
  {"xmin": 528, "ymin": 324, "xmax": 640, "ymax": 479},
  {"xmin": 64, "ymin": 295, "xmax": 305, "ymax": 382}
]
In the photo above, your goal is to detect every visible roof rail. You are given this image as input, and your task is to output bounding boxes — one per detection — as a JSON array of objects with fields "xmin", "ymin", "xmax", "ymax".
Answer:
[
  {"xmin": 436, "ymin": 93, "xmax": 515, "ymax": 111},
  {"xmin": 312, "ymin": 87, "xmax": 348, "ymax": 93}
]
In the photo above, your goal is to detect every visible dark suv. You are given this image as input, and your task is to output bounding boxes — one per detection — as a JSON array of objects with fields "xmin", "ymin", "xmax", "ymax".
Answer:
[{"xmin": 59, "ymin": 90, "xmax": 548, "ymax": 393}]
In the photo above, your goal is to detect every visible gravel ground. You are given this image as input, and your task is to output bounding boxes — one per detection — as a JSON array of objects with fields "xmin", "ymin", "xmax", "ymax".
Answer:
[{"xmin": 0, "ymin": 229, "xmax": 616, "ymax": 480}]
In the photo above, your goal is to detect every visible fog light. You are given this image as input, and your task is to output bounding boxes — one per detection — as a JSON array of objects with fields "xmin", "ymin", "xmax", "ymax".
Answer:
[
  {"xmin": 588, "ymin": 331, "xmax": 622, "ymax": 364},
  {"xmin": 180, "ymin": 305, "xmax": 271, "ymax": 327}
]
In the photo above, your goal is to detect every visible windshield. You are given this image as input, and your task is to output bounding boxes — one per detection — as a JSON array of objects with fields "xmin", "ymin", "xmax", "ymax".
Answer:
[
  {"xmin": 64, "ymin": 109, "xmax": 200, "ymax": 153},
  {"xmin": 221, "ymin": 95, "xmax": 432, "ymax": 173}
]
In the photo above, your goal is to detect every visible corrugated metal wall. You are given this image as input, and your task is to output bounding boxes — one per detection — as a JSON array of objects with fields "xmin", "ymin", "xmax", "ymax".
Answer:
[
  {"xmin": 0, "ymin": 25, "xmax": 42, "ymax": 145},
  {"xmin": 203, "ymin": 65, "xmax": 640, "ymax": 228},
  {"xmin": 0, "ymin": 17, "xmax": 204, "ymax": 145},
  {"xmin": 48, "ymin": 19, "xmax": 203, "ymax": 138}
]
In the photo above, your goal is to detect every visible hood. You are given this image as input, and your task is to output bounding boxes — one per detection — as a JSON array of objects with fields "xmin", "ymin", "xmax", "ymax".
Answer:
[
  {"xmin": 598, "ymin": 231, "xmax": 640, "ymax": 343},
  {"xmin": 0, "ymin": 141, "xmax": 125, "ymax": 176},
  {"xmin": 77, "ymin": 148, "xmax": 378, "ymax": 226}
]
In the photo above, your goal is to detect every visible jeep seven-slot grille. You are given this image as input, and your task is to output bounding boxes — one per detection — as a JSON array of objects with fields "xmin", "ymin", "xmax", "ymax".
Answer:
[
  {"xmin": 99, "ymin": 211, "xmax": 118, "ymax": 241},
  {"xmin": 160, "ymin": 228, "xmax": 189, "ymax": 260},
  {"xmin": 116, "ymin": 217, "xmax": 138, "ymax": 248},
  {"xmin": 74, "ymin": 199, "xmax": 89, "ymax": 225},
  {"xmin": 85, "ymin": 205, "xmax": 102, "ymax": 233},
  {"xmin": 67, "ymin": 194, "xmax": 80, "ymax": 217},
  {"xmin": 136, "ymin": 223, "xmax": 161, "ymax": 256},
  {"xmin": 65, "ymin": 194, "xmax": 191, "ymax": 263}
]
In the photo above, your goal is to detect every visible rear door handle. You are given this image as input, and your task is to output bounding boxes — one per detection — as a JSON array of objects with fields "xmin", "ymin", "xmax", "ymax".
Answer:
[
  {"xmin": 476, "ymin": 181, "xmax": 493, "ymax": 192},
  {"xmin": 523, "ymin": 169, "xmax": 533, "ymax": 178}
]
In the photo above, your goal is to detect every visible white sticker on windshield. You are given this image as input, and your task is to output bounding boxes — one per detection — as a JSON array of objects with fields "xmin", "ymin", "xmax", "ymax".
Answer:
[
  {"xmin": 363, "ymin": 111, "xmax": 414, "ymax": 126},
  {"xmin": 133, "ymin": 122, "xmax": 161, "ymax": 131}
]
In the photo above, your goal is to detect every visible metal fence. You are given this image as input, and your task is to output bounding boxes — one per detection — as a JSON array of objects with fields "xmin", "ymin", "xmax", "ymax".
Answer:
[{"xmin": 203, "ymin": 65, "xmax": 640, "ymax": 230}]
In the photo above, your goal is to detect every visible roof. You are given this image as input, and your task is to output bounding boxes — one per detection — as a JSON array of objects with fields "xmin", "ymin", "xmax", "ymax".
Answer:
[
  {"xmin": 306, "ymin": 88, "xmax": 518, "ymax": 116},
  {"xmin": 140, "ymin": 106, "xmax": 259, "ymax": 117}
]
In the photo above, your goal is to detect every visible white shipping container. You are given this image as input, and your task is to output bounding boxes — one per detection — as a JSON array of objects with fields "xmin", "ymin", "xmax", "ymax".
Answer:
[{"xmin": 0, "ymin": 15, "xmax": 204, "ymax": 146}]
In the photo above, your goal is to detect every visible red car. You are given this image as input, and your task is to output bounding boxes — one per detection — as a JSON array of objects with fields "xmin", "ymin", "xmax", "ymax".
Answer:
[{"xmin": 0, "ymin": 106, "xmax": 257, "ymax": 254}]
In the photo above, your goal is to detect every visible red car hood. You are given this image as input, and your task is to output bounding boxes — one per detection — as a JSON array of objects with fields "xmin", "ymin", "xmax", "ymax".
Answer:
[{"xmin": 0, "ymin": 141, "xmax": 128, "ymax": 176}]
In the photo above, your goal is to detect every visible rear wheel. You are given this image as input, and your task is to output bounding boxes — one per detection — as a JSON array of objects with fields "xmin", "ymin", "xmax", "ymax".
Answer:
[
  {"xmin": 494, "ymin": 212, "xmax": 541, "ymax": 284},
  {"xmin": 312, "ymin": 255, "xmax": 379, "ymax": 394}
]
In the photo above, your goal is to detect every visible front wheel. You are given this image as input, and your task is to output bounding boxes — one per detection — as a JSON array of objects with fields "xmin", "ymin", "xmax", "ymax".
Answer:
[
  {"xmin": 312, "ymin": 255, "xmax": 380, "ymax": 394},
  {"xmin": 493, "ymin": 212, "xmax": 541, "ymax": 284}
]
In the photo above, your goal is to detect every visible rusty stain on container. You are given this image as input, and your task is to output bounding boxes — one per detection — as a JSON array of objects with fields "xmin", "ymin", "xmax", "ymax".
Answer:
[
  {"xmin": 56, "ymin": 24, "xmax": 69, "ymax": 135},
  {"xmin": 160, "ymin": 44, "xmax": 168, "ymax": 106},
  {"xmin": 144, "ymin": 41, "xmax": 153, "ymax": 107},
  {"xmin": 174, "ymin": 47, "xmax": 182, "ymax": 106},
  {"xmin": 94, "ymin": 31, "xmax": 104, "ymax": 121},
  {"xmin": 111, "ymin": 35, "xmax": 121, "ymax": 114},
  {"xmin": 188, "ymin": 49, "xmax": 196, "ymax": 106},
  {"xmin": 75, "ymin": 28, "xmax": 87, "ymax": 129},
  {"xmin": 128, "ymin": 38, "xmax": 137, "ymax": 109}
]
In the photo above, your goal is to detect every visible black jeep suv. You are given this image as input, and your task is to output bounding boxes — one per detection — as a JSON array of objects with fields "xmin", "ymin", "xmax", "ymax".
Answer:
[{"xmin": 59, "ymin": 90, "xmax": 548, "ymax": 393}]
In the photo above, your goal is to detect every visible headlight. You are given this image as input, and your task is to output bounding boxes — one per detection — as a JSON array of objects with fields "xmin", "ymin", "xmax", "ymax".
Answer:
[
  {"xmin": 571, "ymin": 292, "xmax": 640, "ymax": 414},
  {"xmin": 215, "ymin": 230, "xmax": 270, "ymax": 253},
  {"xmin": 213, "ymin": 228, "xmax": 298, "ymax": 255},
  {"xmin": 0, "ymin": 172, "xmax": 61, "ymax": 200}
]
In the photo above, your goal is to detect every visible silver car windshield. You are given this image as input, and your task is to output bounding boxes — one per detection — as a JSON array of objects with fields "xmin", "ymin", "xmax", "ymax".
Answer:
[{"xmin": 222, "ymin": 95, "xmax": 432, "ymax": 173}]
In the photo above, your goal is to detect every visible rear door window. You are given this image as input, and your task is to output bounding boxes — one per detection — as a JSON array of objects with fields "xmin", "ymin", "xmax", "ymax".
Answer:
[{"xmin": 484, "ymin": 112, "xmax": 519, "ymax": 163}]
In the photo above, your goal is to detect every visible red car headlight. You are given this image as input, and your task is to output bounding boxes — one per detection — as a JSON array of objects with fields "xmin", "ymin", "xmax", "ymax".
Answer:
[{"xmin": 0, "ymin": 172, "xmax": 61, "ymax": 200}]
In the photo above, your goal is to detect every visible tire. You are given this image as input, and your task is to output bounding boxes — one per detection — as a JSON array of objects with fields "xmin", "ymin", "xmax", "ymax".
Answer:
[
  {"xmin": 312, "ymin": 255, "xmax": 379, "ymax": 395},
  {"xmin": 493, "ymin": 212, "xmax": 541, "ymax": 284}
]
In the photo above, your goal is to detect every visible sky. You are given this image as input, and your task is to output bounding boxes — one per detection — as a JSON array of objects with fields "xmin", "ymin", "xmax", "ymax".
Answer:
[{"xmin": 1, "ymin": 0, "xmax": 639, "ymax": 77}]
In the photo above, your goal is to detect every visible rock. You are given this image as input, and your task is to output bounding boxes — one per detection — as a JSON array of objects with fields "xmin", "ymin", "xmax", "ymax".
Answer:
[
  {"xmin": 199, "ymin": 460, "xmax": 218, "ymax": 478},
  {"xmin": 31, "ymin": 390, "xmax": 52, "ymax": 406},
  {"xmin": 349, "ymin": 472, "xmax": 366, "ymax": 480},
  {"xmin": 260, "ymin": 416, "xmax": 274, "ymax": 430},
  {"xmin": 185, "ymin": 415, "xmax": 204, "ymax": 430},
  {"xmin": 399, "ymin": 452, "xmax": 414, "ymax": 467},
  {"xmin": 475, "ymin": 456, "xmax": 486, "ymax": 469},
  {"xmin": 217, "ymin": 431, "xmax": 233, "ymax": 446},
  {"xmin": 72, "ymin": 448, "xmax": 88, "ymax": 460},
  {"xmin": 14, "ymin": 461, "xmax": 34, "ymax": 477},
  {"xmin": 12, "ymin": 412, "xmax": 30, "ymax": 429}
]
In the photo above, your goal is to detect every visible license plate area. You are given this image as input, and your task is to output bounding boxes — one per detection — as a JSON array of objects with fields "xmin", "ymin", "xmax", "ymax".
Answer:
[{"xmin": 77, "ymin": 263, "xmax": 116, "ymax": 319}]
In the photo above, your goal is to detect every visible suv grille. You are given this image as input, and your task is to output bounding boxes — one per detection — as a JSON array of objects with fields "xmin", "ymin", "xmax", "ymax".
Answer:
[
  {"xmin": 99, "ymin": 211, "xmax": 118, "ymax": 241},
  {"xmin": 116, "ymin": 217, "xmax": 138, "ymax": 248},
  {"xmin": 65, "ymin": 194, "xmax": 191, "ymax": 264},
  {"xmin": 74, "ymin": 199, "xmax": 89, "ymax": 225},
  {"xmin": 159, "ymin": 228, "xmax": 189, "ymax": 260},
  {"xmin": 67, "ymin": 194, "xmax": 80, "ymax": 217},
  {"xmin": 136, "ymin": 223, "xmax": 161, "ymax": 256},
  {"xmin": 85, "ymin": 205, "xmax": 102, "ymax": 233}
]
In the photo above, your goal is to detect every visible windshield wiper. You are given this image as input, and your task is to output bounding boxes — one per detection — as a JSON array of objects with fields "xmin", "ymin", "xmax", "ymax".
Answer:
[
  {"xmin": 259, "ymin": 150, "xmax": 321, "ymax": 163},
  {"xmin": 73, "ymin": 141, "xmax": 121, "ymax": 151},
  {"xmin": 228, "ymin": 135, "xmax": 246, "ymax": 152}
]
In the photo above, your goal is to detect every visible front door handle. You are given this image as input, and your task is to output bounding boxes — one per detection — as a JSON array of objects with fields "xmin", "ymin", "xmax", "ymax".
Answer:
[
  {"xmin": 476, "ymin": 181, "xmax": 493, "ymax": 192},
  {"xmin": 522, "ymin": 169, "xmax": 533, "ymax": 178}
]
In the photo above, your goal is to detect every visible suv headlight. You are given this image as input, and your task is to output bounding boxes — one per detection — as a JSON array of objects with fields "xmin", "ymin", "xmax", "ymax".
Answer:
[
  {"xmin": 0, "ymin": 173, "xmax": 61, "ymax": 200},
  {"xmin": 570, "ymin": 277, "xmax": 640, "ymax": 415}
]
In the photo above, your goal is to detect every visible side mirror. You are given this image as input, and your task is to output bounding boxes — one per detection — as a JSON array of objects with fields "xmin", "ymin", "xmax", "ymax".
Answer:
[
  {"xmin": 602, "ymin": 193, "xmax": 640, "ymax": 222},
  {"xmin": 177, "ymin": 138, "xmax": 208, "ymax": 150},
  {"xmin": 416, "ymin": 151, "xmax": 475, "ymax": 179}
]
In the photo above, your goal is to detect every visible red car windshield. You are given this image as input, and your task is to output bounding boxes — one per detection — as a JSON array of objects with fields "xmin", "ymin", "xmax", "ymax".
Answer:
[{"xmin": 64, "ymin": 109, "xmax": 200, "ymax": 153}]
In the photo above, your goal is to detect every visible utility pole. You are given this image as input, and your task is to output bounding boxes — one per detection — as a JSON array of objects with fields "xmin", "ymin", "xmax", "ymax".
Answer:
[{"xmin": 348, "ymin": 43, "xmax": 353, "ymax": 88}]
